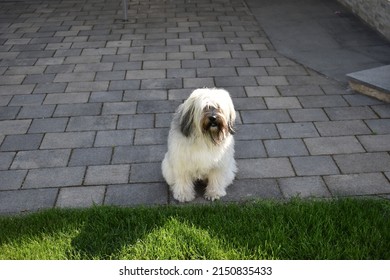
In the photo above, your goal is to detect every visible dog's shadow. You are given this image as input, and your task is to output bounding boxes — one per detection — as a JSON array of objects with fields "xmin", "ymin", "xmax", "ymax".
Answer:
[{"xmin": 194, "ymin": 179, "xmax": 208, "ymax": 197}]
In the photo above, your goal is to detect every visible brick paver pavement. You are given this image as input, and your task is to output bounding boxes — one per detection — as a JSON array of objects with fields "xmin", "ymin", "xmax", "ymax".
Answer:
[{"xmin": 0, "ymin": 0, "xmax": 389, "ymax": 214}]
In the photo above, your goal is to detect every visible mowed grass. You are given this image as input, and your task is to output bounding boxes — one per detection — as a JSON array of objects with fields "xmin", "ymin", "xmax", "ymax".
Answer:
[{"xmin": 0, "ymin": 198, "xmax": 389, "ymax": 260}]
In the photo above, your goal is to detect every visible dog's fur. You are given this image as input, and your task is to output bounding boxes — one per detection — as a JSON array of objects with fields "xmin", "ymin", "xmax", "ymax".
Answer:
[{"xmin": 162, "ymin": 88, "xmax": 237, "ymax": 202}]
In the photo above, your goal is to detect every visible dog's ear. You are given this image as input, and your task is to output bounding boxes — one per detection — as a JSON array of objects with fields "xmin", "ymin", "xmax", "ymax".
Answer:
[
  {"xmin": 179, "ymin": 103, "xmax": 195, "ymax": 137},
  {"xmin": 228, "ymin": 119, "xmax": 235, "ymax": 135},
  {"xmin": 228, "ymin": 109, "xmax": 236, "ymax": 135}
]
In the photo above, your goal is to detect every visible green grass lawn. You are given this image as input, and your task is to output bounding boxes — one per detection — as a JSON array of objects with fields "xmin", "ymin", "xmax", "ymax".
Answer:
[{"xmin": 0, "ymin": 198, "xmax": 389, "ymax": 260}]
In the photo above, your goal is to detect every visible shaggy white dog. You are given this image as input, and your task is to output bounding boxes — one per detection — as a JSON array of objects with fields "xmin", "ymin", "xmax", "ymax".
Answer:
[{"xmin": 162, "ymin": 88, "xmax": 237, "ymax": 202}]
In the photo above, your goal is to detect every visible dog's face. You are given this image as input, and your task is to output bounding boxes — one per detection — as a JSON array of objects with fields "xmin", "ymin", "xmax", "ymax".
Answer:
[
  {"xmin": 178, "ymin": 88, "xmax": 235, "ymax": 145},
  {"xmin": 200, "ymin": 104, "xmax": 230, "ymax": 144}
]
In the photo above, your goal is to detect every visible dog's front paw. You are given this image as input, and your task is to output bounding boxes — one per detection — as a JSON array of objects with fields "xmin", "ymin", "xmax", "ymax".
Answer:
[
  {"xmin": 204, "ymin": 189, "xmax": 226, "ymax": 201},
  {"xmin": 172, "ymin": 187, "xmax": 195, "ymax": 202}
]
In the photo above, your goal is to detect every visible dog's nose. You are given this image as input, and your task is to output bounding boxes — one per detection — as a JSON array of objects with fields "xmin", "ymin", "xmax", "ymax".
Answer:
[{"xmin": 209, "ymin": 115, "xmax": 217, "ymax": 122}]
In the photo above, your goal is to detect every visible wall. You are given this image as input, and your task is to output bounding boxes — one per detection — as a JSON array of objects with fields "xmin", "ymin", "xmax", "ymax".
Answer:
[{"xmin": 337, "ymin": 0, "xmax": 390, "ymax": 41}]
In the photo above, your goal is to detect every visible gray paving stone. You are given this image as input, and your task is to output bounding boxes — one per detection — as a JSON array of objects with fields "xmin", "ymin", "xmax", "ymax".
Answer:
[
  {"xmin": 67, "ymin": 115, "xmax": 117, "ymax": 131},
  {"xmin": 238, "ymin": 67, "xmax": 267, "ymax": 77},
  {"xmin": 64, "ymin": 55, "xmax": 102, "ymax": 64},
  {"xmin": 357, "ymin": 135, "xmax": 390, "ymax": 152},
  {"xmin": 210, "ymin": 58, "xmax": 249, "ymax": 68},
  {"xmin": 113, "ymin": 145, "xmax": 166, "ymax": 164},
  {"xmin": 54, "ymin": 103, "xmax": 102, "ymax": 117},
  {"xmin": 90, "ymin": 91, "xmax": 123, "ymax": 103},
  {"xmin": 0, "ymin": 120, "xmax": 31, "ymax": 135},
  {"xmin": 298, "ymin": 95, "xmax": 348, "ymax": 108},
  {"xmin": 245, "ymin": 86, "xmax": 279, "ymax": 97},
  {"xmin": 141, "ymin": 78, "xmax": 182, "ymax": 90},
  {"xmin": 343, "ymin": 94, "xmax": 383, "ymax": 106},
  {"xmin": 126, "ymin": 70, "xmax": 166, "ymax": 80},
  {"xmin": 117, "ymin": 114, "xmax": 154, "ymax": 129},
  {"xmin": 278, "ymin": 176, "xmax": 331, "ymax": 198},
  {"xmin": 69, "ymin": 147, "xmax": 112, "ymax": 167},
  {"xmin": 1, "ymin": 134, "xmax": 43, "ymax": 152},
  {"xmin": 45, "ymin": 64, "xmax": 75, "ymax": 74},
  {"xmin": 23, "ymin": 74, "xmax": 55, "ymax": 84},
  {"xmin": 221, "ymin": 178, "xmax": 283, "ymax": 201},
  {"xmin": 0, "ymin": 189, "xmax": 58, "ymax": 214},
  {"xmin": 333, "ymin": 152, "xmax": 390, "ymax": 174},
  {"xmin": 288, "ymin": 108, "xmax": 328, "ymax": 122},
  {"xmin": 23, "ymin": 167, "xmax": 85, "ymax": 189},
  {"xmin": 66, "ymin": 81, "xmax": 109, "ymax": 92},
  {"xmin": 236, "ymin": 158, "xmax": 295, "ymax": 179},
  {"xmin": 134, "ymin": 128, "xmax": 169, "ymax": 145},
  {"xmin": 105, "ymin": 183, "xmax": 168, "ymax": 206},
  {"xmin": 256, "ymin": 76, "xmax": 289, "ymax": 86},
  {"xmin": 365, "ymin": 119, "xmax": 390, "ymax": 134},
  {"xmin": 182, "ymin": 59, "xmax": 210, "ymax": 68},
  {"xmin": 17, "ymin": 105, "xmax": 55, "ymax": 119},
  {"xmin": 266, "ymin": 66, "xmax": 308, "ymax": 76},
  {"xmin": 6, "ymin": 66, "xmax": 46, "ymax": 75},
  {"xmin": 277, "ymin": 122, "xmax": 319, "ymax": 138},
  {"xmin": 240, "ymin": 110, "xmax": 291, "ymax": 124},
  {"xmin": 102, "ymin": 102, "xmax": 136, "ymax": 115},
  {"xmin": 85, "ymin": 165, "xmax": 130, "ymax": 185},
  {"xmin": 314, "ymin": 120, "xmax": 371, "ymax": 136},
  {"xmin": 265, "ymin": 139, "xmax": 309, "ymax": 157},
  {"xmin": 143, "ymin": 60, "xmax": 181, "ymax": 69},
  {"xmin": 197, "ymin": 67, "xmax": 237, "ymax": 77},
  {"xmin": 155, "ymin": 113, "xmax": 173, "ymax": 128},
  {"xmin": 215, "ymin": 76, "xmax": 257, "ymax": 87},
  {"xmin": 95, "ymin": 130, "xmax": 134, "ymax": 147},
  {"xmin": 11, "ymin": 149, "xmax": 71, "ymax": 169},
  {"xmin": 9, "ymin": 94, "xmax": 45, "ymax": 106},
  {"xmin": 287, "ymin": 75, "xmax": 334, "ymax": 85},
  {"xmin": 123, "ymin": 89, "xmax": 167, "ymax": 101},
  {"xmin": 113, "ymin": 61, "xmax": 142, "ymax": 71},
  {"xmin": 183, "ymin": 78, "xmax": 215, "ymax": 88},
  {"xmin": 265, "ymin": 97, "xmax": 301, "ymax": 109},
  {"xmin": 28, "ymin": 118, "xmax": 68, "ymax": 133},
  {"xmin": 291, "ymin": 155, "xmax": 339, "ymax": 176},
  {"xmin": 0, "ymin": 152, "xmax": 15, "ymax": 170},
  {"xmin": 0, "ymin": 106, "xmax": 19, "ymax": 120},
  {"xmin": 44, "ymin": 92, "xmax": 90, "ymax": 105},
  {"xmin": 278, "ymin": 85, "xmax": 324, "ymax": 96},
  {"xmin": 235, "ymin": 140, "xmax": 267, "ymax": 159},
  {"xmin": 0, "ymin": 75, "xmax": 25, "ymax": 85},
  {"xmin": 233, "ymin": 98, "xmax": 266, "ymax": 110},
  {"xmin": 324, "ymin": 173, "xmax": 390, "ymax": 196},
  {"xmin": 248, "ymin": 58, "xmax": 278, "ymax": 66},
  {"xmin": 235, "ymin": 124, "xmax": 279, "ymax": 140},
  {"xmin": 95, "ymin": 71, "xmax": 126, "ymax": 81},
  {"xmin": 385, "ymin": 172, "xmax": 390, "ymax": 182},
  {"xmin": 304, "ymin": 136, "xmax": 365, "ymax": 155},
  {"xmin": 129, "ymin": 162, "xmax": 164, "ymax": 183},
  {"xmin": 325, "ymin": 106, "xmax": 378, "ymax": 120},
  {"xmin": 54, "ymin": 72, "xmax": 95, "ymax": 83},
  {"xmin": 195, "ymin": 51, "xmax": 231, "ymax": 59},
  {"xmin": 33, "ymin": 83, "xmax": 67, "ymax": 94},
  {"xmin": 0, "ymin": 170, "xmax": 27, "ymax": 190},
  {"xmin": 0, "ymin": 96, "xmax": 11, "ymax": 106},
  {"xmin": 137, "ymin": 100, "xmax": 181, "ymax": 114},
  {"xmin": 167, "ymin": 68, "xmax": 196, "ymax": 78},
  {"xmin": 57, "ymin": 186, "xmax": 106, "ymax": 208},
  {"xmin": 0, "ymin": 85, "xmax": 35, "ymax": 95},
  {"xmin": 371, "ymin": 104, "xmax": 390, "ymax": 118},
  {"xmin": 41, "ymin": 132, "xmax": 95, "ymax": 149}
]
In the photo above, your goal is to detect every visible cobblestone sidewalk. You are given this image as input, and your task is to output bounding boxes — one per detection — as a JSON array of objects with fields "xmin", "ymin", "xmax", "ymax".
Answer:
[{"xmin": 0, "ymin": 0, "xmax": 389, "ymax": 214}]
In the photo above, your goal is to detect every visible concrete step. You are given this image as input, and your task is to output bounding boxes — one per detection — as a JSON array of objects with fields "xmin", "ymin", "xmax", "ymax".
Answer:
[{"xmin": 347, "ymin": 65, "xmax": 390, "ymax": 103}]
